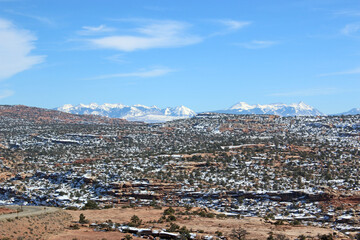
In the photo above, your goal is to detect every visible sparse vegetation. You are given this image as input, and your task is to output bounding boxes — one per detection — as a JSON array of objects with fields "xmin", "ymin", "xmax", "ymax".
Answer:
[
  {"xmin": 128, "ymin": 215, "xmax": 142, "ymax": 227},
  {"xmin": 230, "ymin": 227, "xmax": 248, "ymax": 240},
  {"xmin": 83, "ymin": 200, "xmax": 99, "ymax": 210},
  {"xmin": 79, "ymin": 213, "xmax": 89, "ymax": 224}
]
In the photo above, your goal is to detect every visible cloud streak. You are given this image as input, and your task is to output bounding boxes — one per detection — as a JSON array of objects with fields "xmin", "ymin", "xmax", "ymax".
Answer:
[
  {"xmin": 87, "ymin": 20, "xmax": 202, "ymax": 52},
  {"xmin": 237, "ymin": 40, "xmax": 278, "ymax": 49},
  {"xmin": 341, "ymin": 23, "xmax": 360, "ymax": 35},
  {"xmin": 319, "ymin": 67, "xmax": 360, "ymax": 77},
  {"xmin": 217, "ymin": 20, "xmax": 251, "ymax": 31},
  {"xmin": 5, "ymin": 10, "xmax": 54, "ymax": 25},
  {"xmin": 209, "ymin": 19, "xmax": 251, "ymax": 37},
  {"xmin": 0, "ymin": 18, "xmax": 45, "ymax": 80},
  {"xmin": 334, "ymin": 10, "xmax": 360, "ymax": 17},
  {"xmin": 0, "ymin": 90, "xmax": 14, "ymax": 99},
  {"xmin": 84, "ymin": 67, "xmax": 174, "ymax": 80},
  {"xmin": 78, "ymin": 25, "xmax": 116, "ymax": 35}
]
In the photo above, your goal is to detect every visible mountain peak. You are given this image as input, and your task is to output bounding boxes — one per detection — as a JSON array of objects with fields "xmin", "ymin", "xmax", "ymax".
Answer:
[
  {"xmin": 230, "ymin": 102, "xmax": 254, "ymax": 110},
  {"xmin": 290, "ymin": 101, "xmax": 313, "ymax": 111},
  {"xmin": 59, "ymin": 104, "xmax": 74, "ymax": 112}
]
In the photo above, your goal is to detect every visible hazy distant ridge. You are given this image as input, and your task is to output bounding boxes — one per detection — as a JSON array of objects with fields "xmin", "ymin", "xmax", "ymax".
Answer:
[
  {"xmin": 56, "ymin": 102, "xmax": 360, "ymax": 122},
  {"xmin": 335, "ymin": 108, "xmax": 360, "ymax": 116},
  {"xmin": 214, "ymin": 101, "xmax": 324, "ymax": 116}
]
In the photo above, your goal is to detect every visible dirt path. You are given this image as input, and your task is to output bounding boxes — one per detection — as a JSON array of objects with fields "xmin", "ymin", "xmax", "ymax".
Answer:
[
  {"xmin": 0, "ymin": 205, "xmax": 60, "ymax": 220},
  {"xmin": 0, "ymin": 206, "xmax": 71, "ymax": 239}
]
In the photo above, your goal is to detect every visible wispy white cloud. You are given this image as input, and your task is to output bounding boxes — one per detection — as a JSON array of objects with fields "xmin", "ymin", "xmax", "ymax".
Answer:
[
  {"xmin": 208, "ymin": 19, "xmax": 251, "ymax": 37},
  {"xmin": 334, "ymin": 10, "xmax": 360, "ymax": 17},
  {"xmin": 5, "ymin": 10, "xmax": 54, "ymax": 25},
  {"xmin": 269, "ymin": 88, "xmax": 340, "ymax": 97},
  {"xmin": 0, "ymin": 89, "xmax": 14, "ymax": 99},
  {"xmin": 237, "ymin": 40, "xmax": 278, "ymax": 49},
  {"xmin": 319, "ymin": 67, "xmax": 360, "ymax": 77},
  {"xmin": 78, "ymin": 25, "xmax": 116, "ymax": 35},
  {"xmin": 80, "ymin": 19, "xmax": 252, "ymax": 51},
  {"xmin": 84, "ymin": 67, "xmax": 174, "ymax": 80},
  {"xmin": 0, "ymin": 18, "xmax": 45, "ymax": 80},
  {"xmin": 104, "ymin": 54, "xmax": 127, "ymax": 64},
  {"xmin": 341, "ymin": 23, "xmax": 360, "ymax": 35},
  {"xmin": 217, "ymin": 20, "xmax": 251, "ymax": 31},
  {"xmin": 87, "ymin": 20, "xmax": 202, "ymax": 52}
]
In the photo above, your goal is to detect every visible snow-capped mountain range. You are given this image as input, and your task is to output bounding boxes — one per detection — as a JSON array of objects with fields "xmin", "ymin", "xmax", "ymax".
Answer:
[
  {"xmin": 56, "ymin": 103, "xmax": 196, "ymax": 123},
  {"xmin": 214, "ymin": 101, "xmax": 323, "ymax": 116},
  {"xmin": 56, "ymin": 101, "xmax": 360, "ymax": 123}
]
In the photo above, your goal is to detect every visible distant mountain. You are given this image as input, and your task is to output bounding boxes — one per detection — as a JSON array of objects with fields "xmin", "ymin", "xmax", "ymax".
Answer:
[
  {"xmin": 0, "ymin": 105, "xmax": 128, "ymax": 125},
  {"xmin": 335, "ymin": 108, "xmax": 360, "ymax": 115},
  {"xmin": 214, "ymin": 101, "xmax": 323, "ymax": 116},
  {"xmin": 57, "ymin": 103, "xmax": 196, "ymax": 123}
]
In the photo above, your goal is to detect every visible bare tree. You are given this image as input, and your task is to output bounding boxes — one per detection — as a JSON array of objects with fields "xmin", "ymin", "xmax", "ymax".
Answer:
[{"xmin": 230, "ymin": 227, "xmax": 249, "ymax": 240}]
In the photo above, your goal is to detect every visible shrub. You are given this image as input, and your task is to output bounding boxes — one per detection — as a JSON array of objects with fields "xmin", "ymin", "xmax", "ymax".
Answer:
[
  {"xmin": 318, "ymin": 234, "xmax": 333, "ymax": 240},
  {"xmin": 179, "ymin": 227, "xmax": 191, "ymax": 240},
  {"xmin": 163, "ymin": 207, "xmax": 175, "ymax": 215},
  {"xmin": 79, "ymin": 213, "xmax": 89, "ymax": 224},
  {"xmin": 83, "ymin": 200, "xmax": 99, "ymax": 210},
  {"xmin": 167, "ymin": 223, "xmax": 180, "ymax": 232},
  {"xmin": 69, "ymin": 224, "xmax": 80, "ymax": 230},
  {"xmin": 166, "ymin": 215, "xmax": 177, "ymax": 222},
  {"xmin": 66, "ymin": 206, "xmax": 79, "ymax": 210},
  {"xmin": 291, "ymin": 220, "xmax": 301, "ymax": 226},
  {"xmin": 275, "ymin": 234, "xmax": 290, "ymax": 240},
  {"xmin": 297, "ymin": 235, "xmax": 306, "ymax": 240},
  {"xmin": 128, "ymin": 215, "xmax": 142, "ymax": 227},
  {"xmin": 355, "ymin": 233, "xmax": 360, "ymax": 240},
  {"xmin": 123, "ymin": 234, "xmax": 132, "ymax": 240},
  {"xmin": 274, "ymin": 220, "xmax": 284, "ymax": 225}
]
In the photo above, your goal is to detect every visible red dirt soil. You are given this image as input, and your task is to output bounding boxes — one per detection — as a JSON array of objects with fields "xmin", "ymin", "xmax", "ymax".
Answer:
[
  {"xmin": 48, "ymin": 207, "xmax": 348, "ymax": 240},
  {"xmin": 0, "ymin": 207, "xmax": 16, "ymax": 215}
]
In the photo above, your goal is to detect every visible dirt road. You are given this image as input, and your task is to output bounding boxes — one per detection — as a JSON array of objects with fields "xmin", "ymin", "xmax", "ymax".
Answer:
[{"xmin": 0, "ymin": 205, "xmax": 60, "ymax": 220}]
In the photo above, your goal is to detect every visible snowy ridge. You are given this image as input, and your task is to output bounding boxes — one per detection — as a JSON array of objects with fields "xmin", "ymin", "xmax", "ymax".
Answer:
[
  {"xmin": 56, "ymin": 103, "xmax": 196, "ymax": 123},
  {"xmin": 335, "ymin": 108, "xmax": 360, "ymax": 116},
  {"xmin": 216, "ymin": 101, "xmax": 323, "ymax": 116}
]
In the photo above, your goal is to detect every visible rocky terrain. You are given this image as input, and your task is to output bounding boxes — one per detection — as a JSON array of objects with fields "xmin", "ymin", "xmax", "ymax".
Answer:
[{"xmin": 0, "ymin": 105, "xmax": 359, "ymax": 239}]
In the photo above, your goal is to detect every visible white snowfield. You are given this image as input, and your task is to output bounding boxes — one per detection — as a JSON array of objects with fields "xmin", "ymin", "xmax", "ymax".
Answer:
[
  {"xmin": 57, "ymin": 101, "xmax": 359, "ymax": 122},
  {"xmin": 57, "ymin": 103, "xmax": 196, "ymax": 123},
  {"xmin": 216, "ymin": 101, "xmax": 324, "ymax": 116}
]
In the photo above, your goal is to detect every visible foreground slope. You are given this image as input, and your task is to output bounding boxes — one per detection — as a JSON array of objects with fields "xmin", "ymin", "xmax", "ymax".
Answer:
[{"xmin": 49, "ymin": 206, "xmax": 342, "ymax": 240}]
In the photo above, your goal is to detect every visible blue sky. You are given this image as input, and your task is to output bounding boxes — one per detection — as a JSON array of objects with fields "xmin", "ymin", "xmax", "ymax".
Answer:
[{"xmin": 0, "ymin": 0, "xmax": 360, "ymax": 114}]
